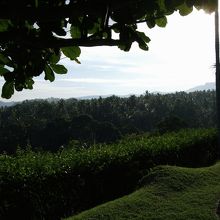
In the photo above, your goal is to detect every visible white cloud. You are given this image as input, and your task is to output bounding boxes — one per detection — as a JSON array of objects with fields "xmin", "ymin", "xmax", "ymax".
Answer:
[{"xmin": 60, "ymin": 78, "xmax": 135, "ymax": 84}]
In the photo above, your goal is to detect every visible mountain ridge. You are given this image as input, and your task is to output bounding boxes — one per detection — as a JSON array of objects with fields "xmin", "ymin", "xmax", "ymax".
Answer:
[
  {"xmin": 186, "ymin": 82, "xmax": 215, "ymax": 92},
  {"xmin": 0, "ymin": 82, "xmax": 216, "ymax": 107}
]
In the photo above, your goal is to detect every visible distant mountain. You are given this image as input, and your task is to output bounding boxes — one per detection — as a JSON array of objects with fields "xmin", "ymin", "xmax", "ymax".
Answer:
[
  {"xmin": 75, "ymin": 95, "xmax": 112, "ymax": 100},
  {"xmin": 75, "ymin": 94, "xmax": 136, "ymax": 100},
  {"xmin": 0, "ymin": 84, "xmax": 216, "ymax": 107},
  {"xmin": 0, "ymin": 101, "xmax": 17, "ymax": 107},
  {"xmin": 0, "ymin": 98, "xmax": 61, "ymax": 107},
  {"xmin": 186, "ymin": 82, "xmax": 215, "ymax": 92},
  {"xmin": 46, "ymin": 97, "xmax": 61, "ymax": 103}
]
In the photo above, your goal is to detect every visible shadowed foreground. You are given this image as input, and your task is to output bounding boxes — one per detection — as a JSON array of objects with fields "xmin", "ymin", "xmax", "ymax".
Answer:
[{"xmin": 66, "ymin": 162, "xmax": 220, "ymax": 220}]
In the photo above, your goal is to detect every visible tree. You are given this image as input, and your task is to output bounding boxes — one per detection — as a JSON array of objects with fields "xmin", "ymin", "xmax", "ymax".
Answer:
[
  {"xmin": 95, "ymin": 121, "xmax": 121, "ymax": 143},
  {"xmin": 156, "ymin": 115, "xmax": 188, "ymax": 134},
  {"xmin": 0, "ymin": 0, "xmax": 216, "ymax": 98},
  {"xmin": 215, "ymin": 0, "xmax": 220, "ymax": 155}
]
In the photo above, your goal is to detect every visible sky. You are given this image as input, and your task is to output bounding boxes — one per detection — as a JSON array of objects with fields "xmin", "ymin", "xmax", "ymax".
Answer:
[{"xmin": 0, "ymin": 9, "xmax": 216, "ymax": 102}]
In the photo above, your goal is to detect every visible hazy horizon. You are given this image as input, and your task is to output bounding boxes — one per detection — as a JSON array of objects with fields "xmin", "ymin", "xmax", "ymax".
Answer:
[{"xmin": 0, "ymin": 81, "xmax": 215, "ymax": 104}]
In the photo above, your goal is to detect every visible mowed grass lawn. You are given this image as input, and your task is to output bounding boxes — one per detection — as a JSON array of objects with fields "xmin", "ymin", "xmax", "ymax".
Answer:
[{"xmin": 66, "ymin": 162, "xmax": 220, "ymax": 220}]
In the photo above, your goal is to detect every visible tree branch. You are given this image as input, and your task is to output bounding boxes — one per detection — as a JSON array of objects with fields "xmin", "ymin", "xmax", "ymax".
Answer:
[
  {"xmin": 0, "ymin": 33, "xmax": 123, "ymax": 48},
  {"xmin": 0, "ymin": 29, "xmax": 125, "ymax": 48},
  {"xmin": 31, "ymin": 38, "xmax": 124, "ymax": 48}
]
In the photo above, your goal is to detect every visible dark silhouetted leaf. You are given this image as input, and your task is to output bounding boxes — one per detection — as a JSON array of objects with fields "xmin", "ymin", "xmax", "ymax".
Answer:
[
  {"xmin": 118, "ymin": 43, "xmax": 132, "ymax": 52},
  {"xmin": 50, "ymin": 64, "xmax": 67, "ymax": 74},
  {"xmin": 61, "ymin": 46, "xmax": 81, "ymax": 60},
  {"xmin": 165, "ymin": 0, "xmax": 184, "ymax": 9},
  {"xmin": 26, "ymin": 78, "xmax": 34, "ymax": 89},
  {"xmin": 137, "ymin": 32, "xmax": 151, "ymax": 43},
  {"xmin": 139, "ymin": 42, "xmax": 149, "ymax": 51},
  {"xmin": 2, "ymin": 81, "xmax": 14, "ymax": 99},
  {"xmin": 146, "ymin": 19, "xmax": 156, "ymax": 29},
  {"xmin": 44, "ymin": 65, "xmax": 55, "ymax": 82},
  {"xmin": 49, "ymin": 52, "xmax": 61, "ymax": 64},
  {"xmin": 70, "ymin": 25, "xmax": 81, "ymax": 38},
  {"xmin": 88, "ymin": 19, "xmax": 102, "ymax": 34},
  {"xmin": 155, "ymin": 16, "xmax": 168, "ymax": 27},
  {"xmin": 136, "ymin": 32, "xmax": 150, "ymax": 51},
  {"xmin": 0, "ymin": 53, "xmax": 12, "ymax": 65},
  {"xmin": 178, "ymin": 3, "xmax": 193, "ymax": 16},
  {"xmin": 0, "ymin": 65, "xmax": 10, "ymax": 76}
]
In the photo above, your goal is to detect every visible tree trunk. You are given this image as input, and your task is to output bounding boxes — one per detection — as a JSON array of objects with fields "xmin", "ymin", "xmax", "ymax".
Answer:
[{"xmin": 215, "ymin": 1, "xmax": 220, "ymax": 157}]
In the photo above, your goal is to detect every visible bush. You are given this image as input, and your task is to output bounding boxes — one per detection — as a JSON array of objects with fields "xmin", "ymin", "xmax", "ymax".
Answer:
[{"xmin": 0, "ymin": 128, "xmax": 218, "ymax": 219}]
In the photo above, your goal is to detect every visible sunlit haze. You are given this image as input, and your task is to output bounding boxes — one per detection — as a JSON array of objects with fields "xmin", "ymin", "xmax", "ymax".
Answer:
[{"xmin": 0, "ymin": 9, "xmax": 216, "ymax": 102}]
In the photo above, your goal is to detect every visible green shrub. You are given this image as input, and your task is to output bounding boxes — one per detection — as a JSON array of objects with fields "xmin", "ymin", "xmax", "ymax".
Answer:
[{"xmin": 0, "ymin": 128, "xmax": 218, "ymax": 219}]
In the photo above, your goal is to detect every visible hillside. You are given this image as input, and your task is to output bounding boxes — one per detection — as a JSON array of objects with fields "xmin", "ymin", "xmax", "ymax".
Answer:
[
  {"xmin": 0, "ymin": 101, "xmax": 17, "ymax": 107},
  {"xmin": 187, "ymin": 82, "xmax": 215, "ymax": 92},
  {"xmin": 66, "ymin": 162, "xmax": 220, "ymax": 220}
]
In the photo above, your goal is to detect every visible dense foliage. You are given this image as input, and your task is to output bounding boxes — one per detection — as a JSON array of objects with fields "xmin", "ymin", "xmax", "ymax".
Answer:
[
  {"xmin": 0, "ymin": 0, "xmax": 216, "ymax": 98},
  {"xmin": 0, "ymin": 90, "xmax": 216, "ymax": 153},
  {"xmin": 0, "ymin": 128, "xmax": 217, "ymax": 219}
]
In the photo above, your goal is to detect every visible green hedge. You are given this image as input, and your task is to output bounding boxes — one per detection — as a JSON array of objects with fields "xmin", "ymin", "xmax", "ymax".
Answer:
[{"xmin": 0, "ymin": 128, "xmax": 218, "ymax": 219}]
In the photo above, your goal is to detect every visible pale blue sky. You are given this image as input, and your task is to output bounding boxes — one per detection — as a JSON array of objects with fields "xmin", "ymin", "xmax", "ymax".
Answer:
[{"xmin": 0, "ymin": 9, "xmax": 216, "ymax": 102}]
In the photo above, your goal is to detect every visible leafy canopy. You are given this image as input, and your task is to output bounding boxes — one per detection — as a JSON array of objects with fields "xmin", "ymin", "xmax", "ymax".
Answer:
[{"xmin": 0, "ymin": 0, "xmax": 217, "ymax": 98}]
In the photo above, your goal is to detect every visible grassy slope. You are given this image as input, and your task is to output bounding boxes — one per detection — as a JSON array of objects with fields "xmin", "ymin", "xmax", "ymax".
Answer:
[{"xmin": 66, "ymin": 162, "xmax": 220, "ymax": 220}]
